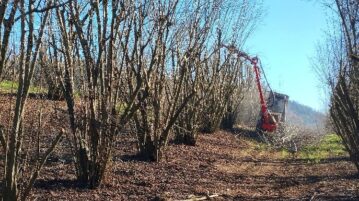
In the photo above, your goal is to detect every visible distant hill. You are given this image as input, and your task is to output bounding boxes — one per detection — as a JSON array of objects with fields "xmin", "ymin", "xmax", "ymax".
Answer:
[{"xmin": 286, "ymin": 100, "xmax": 326, "ymax": 129}]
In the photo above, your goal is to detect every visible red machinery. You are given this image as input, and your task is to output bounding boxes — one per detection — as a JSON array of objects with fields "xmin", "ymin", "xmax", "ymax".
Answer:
[
  {"xmin": 222, "ymin": 45, "xmax": 287, "ymax": 133},
  {"xmin": 251, "ymin": 57, "xmax": 278, "ymax": 132}
]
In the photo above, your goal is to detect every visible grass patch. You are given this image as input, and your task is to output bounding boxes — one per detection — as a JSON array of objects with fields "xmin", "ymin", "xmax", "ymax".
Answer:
[
  {"xmin": 254, "ymin": 142, "xmax": 270, "ymax": 151},
  {"xmin": 297, "ymin": 134, "xmax": 347, "ymax": 163},
  {"xmin": 280, "ymin": 148, "xmax": 291, "ymax": 158},
  {"xmin": 0, "ymin": 80, "xmax": 46, "ymax": 94},
  {"xmin": 0, "ymin": 80, "xmax": 18, "ymax": 92}
]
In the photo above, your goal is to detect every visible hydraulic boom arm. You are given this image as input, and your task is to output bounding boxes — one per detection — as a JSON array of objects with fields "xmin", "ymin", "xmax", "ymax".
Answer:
[{"xmin": 221, "ymin": 45, "xmax": 277, "ymax": 132}]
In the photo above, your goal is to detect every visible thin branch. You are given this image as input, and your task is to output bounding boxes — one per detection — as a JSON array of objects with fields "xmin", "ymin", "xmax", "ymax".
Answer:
[
  {"xmin": 0, "ymin": 125, "xmax": 5, "ymax": 150},
  {"xmin": 21, "ymin": 130, "xmax": 64, "ymax": 201},
  {"xmin": 14, "ymin": 0, "xmax": 72, "ymax": 22}
]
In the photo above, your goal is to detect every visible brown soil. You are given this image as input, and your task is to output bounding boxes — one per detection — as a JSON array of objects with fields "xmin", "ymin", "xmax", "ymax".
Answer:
[{"xmin": 0, "ymin": 96, "xmax": 358, "ymax": 201}]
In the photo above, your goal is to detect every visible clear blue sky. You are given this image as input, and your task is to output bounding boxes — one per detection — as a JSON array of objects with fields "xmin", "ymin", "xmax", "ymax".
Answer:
[{"xmin": 246, "ymin": 0, "xmax": 328, "ymax": 111}]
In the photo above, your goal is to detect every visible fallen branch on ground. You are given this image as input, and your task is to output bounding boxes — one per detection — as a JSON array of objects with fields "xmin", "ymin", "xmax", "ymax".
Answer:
[{"xmin": 176, "ymin": 194, "xmax": 220, "ymax": 201}]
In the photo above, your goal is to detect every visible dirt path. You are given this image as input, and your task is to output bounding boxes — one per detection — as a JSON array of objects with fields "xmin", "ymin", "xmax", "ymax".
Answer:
[
  {"xmin": 27, "ymin": 130, "xmax": 359, "ymax": 201},
  {"xmin": 212, "ymin": 132, "xmax": 358, "ymax": 200}
]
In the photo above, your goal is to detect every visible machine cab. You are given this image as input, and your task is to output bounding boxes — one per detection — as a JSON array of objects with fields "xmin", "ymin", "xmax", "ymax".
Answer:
[{"xmin": 267, "ymin": 92, "xmax": 289, "ymax": 124}]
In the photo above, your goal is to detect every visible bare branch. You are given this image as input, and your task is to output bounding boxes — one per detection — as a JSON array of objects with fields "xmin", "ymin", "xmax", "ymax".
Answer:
[
  {"xmin": 0, "ymin": 125, "xmax": 5, "ymax": 150},
  {"xmin": 14, "ymin": 0, "xmax": 72, "ymax": 22},
  {"xmin": 21, "ymin": 130, "xmax": 64, "ymax": 201}
]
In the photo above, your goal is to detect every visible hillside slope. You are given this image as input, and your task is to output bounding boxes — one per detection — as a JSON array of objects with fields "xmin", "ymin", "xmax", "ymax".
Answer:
[{"xmin": 286, "ymin": 100, "xmax": 325, "ymax": 129}]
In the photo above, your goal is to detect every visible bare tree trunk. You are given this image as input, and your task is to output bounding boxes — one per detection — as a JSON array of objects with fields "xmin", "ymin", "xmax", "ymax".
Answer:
[
  {"xmin": 315, "ymin": 0, "xmax": 359, "ymax": 171},
  {"xmin": 47, "ymin": 0, "xmax": 146, "ymax": 187},
  {"xmin": 1, "ymin": 1, "xmax": 67, "ymax": 200}
]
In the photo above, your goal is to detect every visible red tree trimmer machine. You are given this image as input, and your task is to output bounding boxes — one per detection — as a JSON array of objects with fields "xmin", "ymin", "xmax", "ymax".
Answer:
[{"xmin": 222, "ymin": 45, "xmax": 289, "ymax": 136}]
